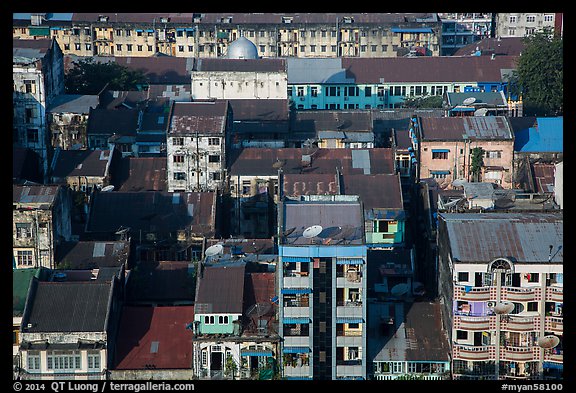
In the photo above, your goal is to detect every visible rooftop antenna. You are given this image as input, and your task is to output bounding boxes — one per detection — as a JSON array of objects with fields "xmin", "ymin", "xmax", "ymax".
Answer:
[{"xmin": 548, "ymin": 245, "xmax": 553, "ymax": 262}]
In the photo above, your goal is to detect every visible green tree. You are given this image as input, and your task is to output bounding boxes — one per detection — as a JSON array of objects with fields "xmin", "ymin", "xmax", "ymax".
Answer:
[
  {"xmin": 470, "ymin": 147, "xmax": 484, "ymax": 182},
  {"xmin": 402, "ymin": 95, "xmax": 443, "ymax": 108},
  {"xmin": 65, "ymin": 58, "xmax": 148, "ymax": 95},
  {"xmin": 510, "ymin": 28, "xmax": 563, "ymax": 116}
]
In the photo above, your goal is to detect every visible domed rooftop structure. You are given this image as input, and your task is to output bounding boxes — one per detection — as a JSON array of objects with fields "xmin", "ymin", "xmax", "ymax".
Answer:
[{"xmin": 226, "ymin": 36, "xmax": 259, "ymax": 59}]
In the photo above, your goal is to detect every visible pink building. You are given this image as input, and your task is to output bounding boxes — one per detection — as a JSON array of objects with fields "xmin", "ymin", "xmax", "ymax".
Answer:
[{"xmin": 416, "ymin": 116, "xmax": 514, "ymax": 189}]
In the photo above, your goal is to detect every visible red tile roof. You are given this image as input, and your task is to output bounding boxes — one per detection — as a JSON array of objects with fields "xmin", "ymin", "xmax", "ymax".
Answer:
[{"xmin": 115, "ymin": 306, "xmax": 195, "ymax": 370}]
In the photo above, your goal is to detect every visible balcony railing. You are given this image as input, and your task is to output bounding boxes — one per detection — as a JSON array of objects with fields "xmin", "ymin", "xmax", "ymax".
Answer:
[
  {"xmin": 503, "ymin": 287, "xmax": 539, "ymax": 302},
  {"xmin": 501, "ymin": 316, "xmax": 537, "ymax": 332},
  {"xmin": 453, "ymin": 345, "xmax": 494, "ymax": 361},
  {"xmin": 545, "ymin": 316, "xmax": 563, "ymax": 334},
  {"xmin": 546, "ymin": 286, "xmax": 563, "ymax": 302},
  {"xmin": 501, "ymin": 346, "xmax": 539, "ymax": 362},
  {"xmin": 455, "ymin": 315, "xmax": 492, "ymax": 331},
  {"xmin": 455, "ymin": 286, "xmax": 492, "ymax": 301}
]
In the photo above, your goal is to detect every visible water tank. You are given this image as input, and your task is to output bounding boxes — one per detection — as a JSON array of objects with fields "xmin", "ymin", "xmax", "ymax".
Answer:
[{"xmin": 227, "ymin": 37, "xmax": 258, "ymax": 59}]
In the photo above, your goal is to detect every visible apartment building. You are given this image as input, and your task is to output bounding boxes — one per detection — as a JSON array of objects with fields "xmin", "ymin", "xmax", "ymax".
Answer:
[
  {"xmin": 278, "ymin": 196, "xmax": 367, "ymax": 379},
  {"xmin": 439, "ymin": 13, "xmax": 493, "ymax": 56},
  {"xmin": 495, "ymin": 13, "xmax": 561, "ymax": 38},
  {"xmin": 166, "ymin": 101, "xmax": 232, "ymax": 192},
  {"xmin": 13, "ymin": 38, "xmax": 65, "ymax": 179},
  {"xmin": 13, "ymin": 185, "xmax": 73, "ymax": 270},
  {"xmin": 437, "ymin": 212, "xmax": 563, "ymax": 380},
  {"xmin": 13, "ymin": 13, "xmax": 442, "ymax": 59}
]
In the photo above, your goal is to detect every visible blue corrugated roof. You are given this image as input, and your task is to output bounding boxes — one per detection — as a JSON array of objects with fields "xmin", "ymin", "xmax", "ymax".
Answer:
[{"xmin": 514, "ymin": 117, "xmax": 563, "ymax": 153}]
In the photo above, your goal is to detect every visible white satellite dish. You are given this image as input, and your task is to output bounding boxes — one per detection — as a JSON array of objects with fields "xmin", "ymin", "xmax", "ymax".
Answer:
[
  {"xmin": 463, "ymin": 97, "xmax": 476, "ymax": 105},
  {"xmin": 303, "ymin": 225, "xmax": 323, "ymax": 238},
  {"xmin": 205, "ymin": 244, "xmax": 224, "ymax": 257},
  {"xmin": 474, "ymin": 108, "xmax": 489, "ymax": 116},
  {"xmin": 494, "ymin": 302, "xmax": 515, "ymax": 314},
  {"xmin": 101, "ymin": 185, "xmax": 115, "ymax": 192},
  {"xmin": 537, "ymin": 335, "xmax": 560, "ymax": 349},
  {"xmin": 391, "ymin": 283, "xmax": 410, "ymax": 297},
  {"xmin": 452, "ymin": 179, "xmax": 466, "ymax": 187}
]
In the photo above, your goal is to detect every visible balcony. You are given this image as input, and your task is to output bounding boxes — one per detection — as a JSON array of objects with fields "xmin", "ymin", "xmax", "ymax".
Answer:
[
  {"xmin": 456, "ymin": 286, "xmax": 492, "ymax": 301},
  {"xmin": 501, "ymin": 316, "xmax": 537, "ymax": 332},
  {"xmin": 453, "ymin": 345, "xmax": 494, "ymax": 361},
  {"xmin": 501, "ymin": 346, "xmax": 539, "ymax": 362},
  {"xmin": 546, "ymin": 286, "xmax": 563, "ymax": 302},
  {"xmin": 455, "ymin": 316, "xmax": 492, "ymax": 331},
  {"xmin": 545, "ymin": 316, "xmax": 563, "ymax": 334},
  {"xmin": 503, "ymin": 287, "xmax": 539, "ymax": 302}
]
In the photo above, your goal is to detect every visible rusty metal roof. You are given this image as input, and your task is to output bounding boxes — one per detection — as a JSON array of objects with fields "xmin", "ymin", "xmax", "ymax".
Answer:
[
  {"xmin": 115, "ymin": 157, "xmax": 167, "ymax": 192},
  {"xmin": 13, "ymin": 185, "xmax": 60, "ymax": 206},
  {"xmin": 440, "ymin": 212, "xmax": 563, "ymax": 263},
  {"xmin": 229, "ymin": 99, "xmax": 290, "ymax": 122},
  {"xmin": 343, "ymin": 55, "xmax": 518, "ymax": 84},
  {"xmin": 195, "ymin": 264, "xmax": 246, "ymax": 314},
  {"xmin": 532, "ymin": 163, "xmax": 556, "ymax": 194},
  {"xmin": 127, "ymin": 261, "xmax": 194, "ymax": 302},
  {"xmin": 419, "ymin": 116, "xmax": 513, "ymax": 140},
  {"xmin": 195, "ymin": 58, "xmax": 286, "ymax": 72},
  {"xmin": 55, "ymin": 240, "xmax": 130, "ymax": 270},
  {"xmin": 341, "ymin": 174, "xmax": 403, "ymax": 210},
  {"xmin": 229, "ymin": 147, "xmax": 394, "ymax": 176},
  {"xmin": 114, "ymin": 305, "xmax": 195, "ymax": 370},
  {"xmin": 51, "ymin": 149, "xmax": 112, "ymax": 179},
  {"xmin": 283, "ymin": 173, "xmax": 339, "ymax": 197},
  {"xmin": 168, "ymin": 101, "xmax": 228, "ymax": 135}
]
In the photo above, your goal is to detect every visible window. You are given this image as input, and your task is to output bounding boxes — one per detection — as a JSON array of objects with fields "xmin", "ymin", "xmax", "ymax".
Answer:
[
  {"xmin": 485, "ymin": 150, "xmax": 502, "ymax": 159},
  {"xmin": 27, "ymin": 353, "xmax": 41, "ymax": 371},
  {"xmin": 311, "ymin": 87, "xmax": 318, "ymax": 97},
  {"xmin": 116, "ymin": 44, "xmax": 122, "ymax": 51},
  {"xmin": 431, "ymin": 172, "xmax": 449, "ymax": 179},
  {"xmin": 526, "ymin": 273, "xmax": 539, "ymax": 283},
  {"xmin": 212, "ymin": 172, "xmax": 221, "ymax": 181},
  {"xmin": 509, "ymin": 16, "xmax": 517, "ymax": 24},
  {"xmin": 125, "ymin": 29, "xmax": 131, "ymax": 36},
  {"xmin": 208, "ymin": 155, "xmax": 220, "ymax": 163},
  {"xmin": 321, "ymin": 45, "xmax": 327, "ymax": 52},
  {"xmin": 85, "ymin": 43, "xmax": 91, "ymax": 51},
  {"xmin": 218, "ymin": 316, "xmax": 229, "ymax": 324},
  {"xmin": 208, "ymin": 137, "xmax": 220, "ymax": 146},
  {"xmin": 188, "ymin": 45, "xmax": 193, "ymax": 52},
  {"xmin": 137, "ymin": 45, "xmax": 143, "ymax": 52},
  {"xmin": 458, "ymin": 272, "xmax": 470, "ymax": 282},
  {"xmin": 126, "ymin": 44, "xmax": 132, "ymax": 52},
  {"xmin": 47, "ymin": 351, "xmax": 81, "ymax": 370},
  {"xmin": 16, "ymin": 223, "xmax": 32, "ymax": 238},
  {"xmin": 382, "ymin": 44, "xmax": 388, "ymax": 52},
  {"xmin": 173, "ymin": 172, "xmax": 186, "ymax": 181},
  {"xmin": 326, "ymin": 86, "xmax": 340, "ymax": 96},
  {"xmin": 287, "ymin": 87, "xmax": 293, "ymax": 97},
  {"xmin": 87, "ymin": 352, "xmax": 100, "ymax": 370},
  {"xmin": 27, "ymin": 129, "xmax": 39, "ymax": 143},
  {"xmin": 310, "ymin": 45, "xmax": 316, "ymax": 53},
  {"xmin": 148, "ymin": 45, "xmax": 153, "ymax": 52},
  {"xmin": 24, "ymin": 80, "xmax": 36, "ymax": 94},
  {"xmin": 115, "ymin": 29, "xmax": 122, "ymax": 36},
  {"xmin": 544, "ymin": 14, "xmax": 554, "ymax": 22},
  {"xmin": 508, "ymin": 28, "xmax": 516, "ymax": 36},
  {"xmin": 365, "ymin": 86, "xmax": 372, "ymax": 97},
  {"xmin": 178, "ymin": 45, "xmax": 184, "ymax": 52},
  {"xmin": 173, "ymin": 137, "xmax": 184, "ymax": 146},
  {"xmin": 204, "ymin": 315, "xmax": 215, "ymax": 324},
  {"xmin": 527, "ymin": 302, "xmax": 538, "ymax": 312},
  {"xmin": 64, "ymin": 44, "xmax": 70, "ymax": 51},
  {"xmin": 526, "ymin": 15, "xmax": 536, "ymax": 23},
  {"xmin": 173, "ymin": 155, "xmax": 185, "ymax": 163},
  {"xmin": 415, "ymin": 86, "xmax": 422, "ymax": 96},
  {"xmin": 297, "ymin": 86, "xmax": 304, "ymax": 96},
  {"xmin": 432, "ymin": 151, "xmax": 448, "ymax": 159},
  {"xmin": 456, "ymin": 330, "xmax": 468, "ymax": 340}
]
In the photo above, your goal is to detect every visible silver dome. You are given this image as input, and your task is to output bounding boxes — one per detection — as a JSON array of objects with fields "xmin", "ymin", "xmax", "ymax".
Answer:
[{"xmin": 227, "ymin": 37, "xmax": 258, "ymax": 59}]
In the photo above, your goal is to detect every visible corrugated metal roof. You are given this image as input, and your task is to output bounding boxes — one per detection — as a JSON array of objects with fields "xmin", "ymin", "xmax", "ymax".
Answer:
[
  {"xmin": 55, "ymin": 241, "xmax": 130, "ymax": 270},
  {"xmin": 341, "ymin": 174, "xmax": 403, "ymax": 210},
  {"xmin": 286, "ymin": 58, "xmax": 353, "ymax": 84},
  {"xmin": 282, "ymin": 200, "xmax": 364, "ymax": 245},
  {"xmin": 441, "ymin": 212, "xmax": 563, "ymax": 263},
  {"xmin": 195, "ymin": 264, "xmax": 245, "ymax": 314},
  {"xmin": 283, "ymin": 173, "xmax": 339, "ymax": 197},
  {"xmin": 168, "ymin": 101, "xmax": 228, "ymax": 135},
  {"xmin": 51, "ymin": 149, "xmax": 111, "ymax": 178},
  {"xmin": 24, "ymin": 281, "xmax": 112, "ymax": 332},
  {"xmin": 47, "ymin": 94, "xmax": 99, "ymax": 113},
  {"xmin": 115, "ymin": 305, "xmax": 195, "ymax": 370},
  {"xmin": 13, "ymin": 185, "xmax": 59, "ymax": 205},
  {"xmin": 513, "ymin": 117, "xmax": 563, "ymax": 153},
  {"xmin": 116, "ymin": 157, "xmax": 167, "ymax": 192},
  {"xmin": 342, "ymin": 55, "xmax": 518, "ymax": 84},
  {"xmin": 420, "ymin": 116, "xmax": 513, "ymax": 140},
  {"xmin": 195, "ymin": 58, "xmax": 285, "ymax": 73}
]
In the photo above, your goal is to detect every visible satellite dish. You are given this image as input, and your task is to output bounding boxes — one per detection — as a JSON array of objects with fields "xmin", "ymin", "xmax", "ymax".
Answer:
[
  {"xmin": 391, "ymin": 283, "xmax": 410, "ymax": 297},
  {"xmin": 303, "ymin": 225, "xmax": 323, "ymax": 238},
  {"xmin": 272, "ymin": 159, "xmax": 286, "ymax": 169},
  {"xmin": 537, "ymin": 335, "xmax": 560, "ymax": 349},
  {"xmin": 463, "ymin": 97, "xmax": 477, "ymax": 105},
  {"xmin": 452, "ymin": 179, "xmax": 466, "ymax": 187},
  {"xmin": 205, "ymin": 244, "xmax": 224, "ymax": 257},
  {"xmin": 494, "ymin": 302, "xmax": 515, "ymax": 314},
  {"xmin": 101, "ymin": 185, "xmax": 115, "ymax": 192},
  {"xmin": 412, "ymin": 282, "xmax": 426, "ymax": 296},
  {"xmin": 318, "ymin": 226, "xmax": 342, "ymax": 239},
  {"xmin": 474, "ymin": 108, "xmax": 489, "ymax": 116}
]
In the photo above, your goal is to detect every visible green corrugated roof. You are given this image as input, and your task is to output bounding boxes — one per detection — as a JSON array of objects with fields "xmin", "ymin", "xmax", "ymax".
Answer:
[{"xmin": 13, "ymin": 268, "xmax": 42, "ymax": 317}]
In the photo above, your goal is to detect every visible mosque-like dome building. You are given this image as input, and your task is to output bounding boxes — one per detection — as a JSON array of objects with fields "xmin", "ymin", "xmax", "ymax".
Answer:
[{"xmin": 226, "ymin": 36, "xmax": 259, "ymax": 59}]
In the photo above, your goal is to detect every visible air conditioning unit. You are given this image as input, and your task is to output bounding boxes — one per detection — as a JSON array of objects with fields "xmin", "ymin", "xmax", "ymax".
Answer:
[{"xmin": 487, "ymin": 301, "xmax": 496, "ymax": 308}]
